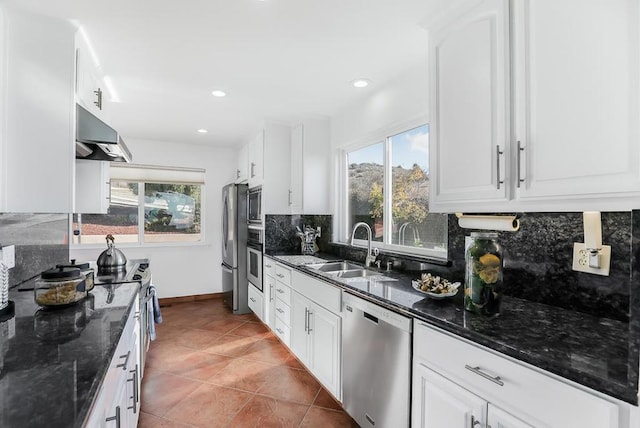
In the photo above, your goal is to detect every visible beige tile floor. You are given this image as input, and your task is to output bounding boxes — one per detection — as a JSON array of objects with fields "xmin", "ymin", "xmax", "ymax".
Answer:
[{"xmin": 138, "ymin": 298, "xmax": 359, "ymax": 427}]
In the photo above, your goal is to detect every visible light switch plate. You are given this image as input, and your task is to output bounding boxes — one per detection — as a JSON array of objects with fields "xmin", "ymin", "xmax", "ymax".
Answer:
[{"xmin": 572, "ymin": 242, "xmax": 610, "ymax": 276}]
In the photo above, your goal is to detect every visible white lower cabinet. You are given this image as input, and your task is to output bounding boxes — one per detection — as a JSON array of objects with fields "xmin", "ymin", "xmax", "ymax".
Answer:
[
  {"xmin": 290, "ymin": 290, "xmax": 341, "ymax": 400},
  {"xmin": 413, "ymin": 363, "xmax": 532, "ymax": 428},
  {"xmin": 247, "ymin": 283, "xmax": 264, "ymax": 322},
  {"xmin": 412, "ymin": 322, "xmax": 622, "ymax": 428},
  {"xmin": 85, "ymin": 297, "xmax": 140, "ymax": 427}
]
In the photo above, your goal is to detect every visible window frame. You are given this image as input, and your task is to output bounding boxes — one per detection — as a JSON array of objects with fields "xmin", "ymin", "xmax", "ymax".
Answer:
[
  {"xmin": 71, "ymin": 180, "xmax": 206, "ymax": 249},
  {"xmin": 339, "ymin": 117, "xmax": 447, "ymax": 260}
]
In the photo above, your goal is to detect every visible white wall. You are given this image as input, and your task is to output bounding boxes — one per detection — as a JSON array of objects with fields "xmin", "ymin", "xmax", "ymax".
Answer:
[{"xmin": 71, "ymin": 138, "xmax": 237, "ymax": 299}]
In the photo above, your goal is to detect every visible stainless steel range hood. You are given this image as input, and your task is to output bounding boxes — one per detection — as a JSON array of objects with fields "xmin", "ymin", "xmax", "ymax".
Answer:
[{"xmin": 75, "ymin": 104, "xmax": 132, "ymax": 163}]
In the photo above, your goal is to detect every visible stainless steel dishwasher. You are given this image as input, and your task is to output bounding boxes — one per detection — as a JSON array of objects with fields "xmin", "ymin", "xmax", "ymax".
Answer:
[{"xmin": 342, "ymin": 292, "xmax": 412, "ymax": 428}]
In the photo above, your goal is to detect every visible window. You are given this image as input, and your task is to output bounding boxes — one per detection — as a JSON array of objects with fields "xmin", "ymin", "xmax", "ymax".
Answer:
[
  {"xmin": 345, "ymin": 124, "xmax": 447, "ymax": 258},
  {"xmin": 73, "ymin": 165, "xmax": 204, "ymax": 245}
]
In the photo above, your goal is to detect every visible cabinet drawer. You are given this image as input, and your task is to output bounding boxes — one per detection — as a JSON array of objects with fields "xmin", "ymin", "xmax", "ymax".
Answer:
[
  {"xmin": 274, "ymin": 298, "xmax": 291, "ymax": 325},
  {"xmin": 275, "ymin": 263, "xmax": 291, "ymax": 286},
  {"xmin": 264, "ymin": 257, "xmax": 276, "ymax": 278},
  {"xmin": 413, "ymin": 322, "xmax": 620, "ymax": 428},
  {"xmin": 274, "ymin": 282, "xmax": 292, "ymax": 306},
  {"xmin": 291, "ymin": 270, "xmax": 341, "ymax": 314},
  {"xmin": 274, "ymin": 317, "xmax": 290, "ymax": 346},
  {"xmin": 248, "ymin": 284, "xmax": 264, "ymax": 321}
]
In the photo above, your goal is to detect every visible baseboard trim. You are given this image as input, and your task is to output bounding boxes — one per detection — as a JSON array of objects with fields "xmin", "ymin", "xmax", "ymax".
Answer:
[{"xmin": 159, "ymin": 293, "xmax": 223, "ymax": 306}]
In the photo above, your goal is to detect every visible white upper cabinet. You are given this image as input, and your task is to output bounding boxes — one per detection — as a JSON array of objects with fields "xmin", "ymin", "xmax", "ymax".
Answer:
[
  {"xmin": 248, "ymin": 129, "xmax": 265, "ymax": 188},
  {"xmin": 429, "ymin": 0, "xmax": 511, "ymax": 209},
  {"xmin": 512, "ymin": 0, "xmax": 640, "ymax": 206},
  {"xmin": 236, "ymin": 143, "xmax": 249, "ymax": 183},
  {"xmin": 75, "ymin": 32, "xmax": 111, "ymax": 125},
  {"xmin": 289, "ymin": 117, "xmax": 331, "ymax": 215},
  {"xmin": 75, "ymin": 160, "xmax": 110, "ymax": 214},
  {"xmin": 429, "ymin": 0, "xmax": 640, "ymax": 212},
  {"xmin": 261, "ymin": 121, "xmax": 292, "ymax": 215},
  {"xmin": 0, "ymin": 7, "xmax": 76, "ymax": 213}
]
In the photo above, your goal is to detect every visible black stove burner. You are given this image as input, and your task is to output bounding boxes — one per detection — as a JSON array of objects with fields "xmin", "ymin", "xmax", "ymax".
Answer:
[{"xmin": 132, "ymin": 274, "xmax": 142, "ymax": 281}]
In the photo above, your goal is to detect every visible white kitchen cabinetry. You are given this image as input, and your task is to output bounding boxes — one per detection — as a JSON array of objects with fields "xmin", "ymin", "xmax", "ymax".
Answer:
[
  {"xmin": 75, "ymin": 33, "xmax": 111, "ymax": 124},
  {"xmin": 85, "ymin": 296, "xmax": 141, "ymax": 428},
  {"xmin": 248, "ymin": 130, "xmax": 264, "ymax": 188},
  {"xmin": 236, "ymin": 144, "xmax": 249, "ymax": 183},
  {"xmin": 412, "ymin": 322, "xmax": 622, "ymax": 428},
  {"xmin": 428, "ymin": 0, "xmax": 640, "ymax": 212},
  {"xmin": 263, "ymin": 257, "xmax": 277, "ymax": 329},
  {"xmin": 289, "ymin": 270, "xmax": 342, "ymax": 400},
  {"xmin": 289, "ymin": 117, "xmax": 331, "ymax": 215},
  {"xmin": 0, "ymin": 8, "xmax": 76, "ymax": 213},
  {"xmin": 261, "ymin": 121, "xmax": 292, "ymax": 216},
  {"xmin": 428, "ymin": 0, "xmax": 510, "ymax": 209},
  {"xmin": 75, "ymin": 160, "xmax": 110, "ymax": 213},
  {"xmin": 247, "ymin": 283, "xmax": 264, "ymax": 322},
  {"xmin": 272, "ymin": 262, "xmax": 293, "ymax": 345}
]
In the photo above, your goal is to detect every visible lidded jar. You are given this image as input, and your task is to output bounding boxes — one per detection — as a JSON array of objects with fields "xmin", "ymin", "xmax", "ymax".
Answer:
[
  {"xmin": 35, "ymin": 267, "xmax": 87, "ymax": 308},
  {"xmin": 464, "ymin": 232, "xmax": 503, "ymax": 316}
]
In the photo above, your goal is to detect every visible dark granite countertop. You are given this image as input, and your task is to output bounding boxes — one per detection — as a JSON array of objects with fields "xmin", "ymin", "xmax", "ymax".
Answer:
[
  {"xmin": 267, "ymin": 252, "xmax": 638, "ymax": 405},
  {"xmin": 0, "ymin": 280, "xmax": 140, "ymax": 428}
]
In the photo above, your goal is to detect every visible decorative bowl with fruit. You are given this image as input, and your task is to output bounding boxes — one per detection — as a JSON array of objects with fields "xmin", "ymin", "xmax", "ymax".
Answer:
[{"xmin": 412, "ymin": 273, "xmax": 461, "ymax": 300}]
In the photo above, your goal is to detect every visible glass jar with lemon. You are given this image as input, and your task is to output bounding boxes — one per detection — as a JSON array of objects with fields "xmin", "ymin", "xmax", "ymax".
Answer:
[{"xmin": 464, "ymin": 232, "xmax": 503, "ymax": 316}]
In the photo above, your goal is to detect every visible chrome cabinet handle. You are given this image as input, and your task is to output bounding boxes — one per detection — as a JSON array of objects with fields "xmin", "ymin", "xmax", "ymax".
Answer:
[
  {"xmin": 276, "ymin": 273, "xmax": 285, "ymax": 278},
  {"xmin": 236, "ymin": 169, "xmax": 240, "ymax": 179},
  {"xmin": 105, "ymin": 406, "xmax": 121, "ymax": 428},
  {"xmin": 106, "ymin": 181, "xmax": 111, "ymax": 201},
  {"xmin": 276, "ymin": 308, "xmax": 284, "ymax": 314},
  {"xmin": 270, "ymin": 285, "xmax": 274, "ymax": 302},
  {"xmin": 116, "ymin": 351, "xmax": 130, "ymax": 370},
  {"xmin": 304, "ymin": 307, "xmax": 309, "ymax": 332},
  {"xmin": 307, "ymin": 310, "xmax": 313, "ymax": 334},
  {"xmin": 496, "ymin": 145, "xmax": 504, "ymax": 190},
  {"xmin": 288, "ymin": 189, "xmax": 292, "ymax": 206},
  {"xmin": 134, "ymin": 311, "xmax": 140, "ymax": 320},
  {"xmin": 250, "ymin": 297, "xmax": 256, "ymax": 303},
  {"xmin": 471, "ymin": 415, "xmax": 482, "ymax": 427},
  {"xmin": 265, "ymin": 263, "xmax": 272, "ymax": 268},
  {"xmin": 276, "ymin": 288, "xmax": 284, "ymax": 294},
  {"xmin": 516, "ymin": 140, "xmax": 525, "ymax": 188},
  {"xmin": 251, "ymin": 162, "xmax": 256, "ymax": 178},
  {"xmin": 276, "ymin": 327, "xmax": 284, "ymax": 334},
  {"xmin": 465, "ymin": 365, "xmax": 504, "ymax": 386},
  {"xmin": 127, "ymin": 364, "xmax": 139, "ymax": 413},
  {"xmin": 94, "ymin": 87, "xmax": 103, "ymax": 110}
]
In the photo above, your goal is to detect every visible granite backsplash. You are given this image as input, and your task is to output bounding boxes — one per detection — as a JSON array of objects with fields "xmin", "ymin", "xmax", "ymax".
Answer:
[
  {"xmin": 266, "ymin": 211, "xmax": 637, "ymax": 322},
  {"xmin": 0, "ymin": 213, "xmax": 69, "ymax": 287}
]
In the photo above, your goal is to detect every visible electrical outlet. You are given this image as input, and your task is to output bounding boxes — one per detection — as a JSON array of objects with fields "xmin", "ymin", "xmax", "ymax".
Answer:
[
  {"xmin": 1, "ymin": 245, "xmax": 15, "ymax": 269},
  {"xmin": 572, "ymin": 242, "xmax": 611, "ymax": 276}
]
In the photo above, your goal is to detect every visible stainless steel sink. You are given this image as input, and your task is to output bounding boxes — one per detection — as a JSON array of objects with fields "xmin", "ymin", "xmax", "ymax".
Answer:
[
  {"xmin": 334, "ymin": 269, "xmax": 382, "ymax": 279},
  {"xmin": 306, "ymin": 261, "xmax": 363, "ymax": 272}
]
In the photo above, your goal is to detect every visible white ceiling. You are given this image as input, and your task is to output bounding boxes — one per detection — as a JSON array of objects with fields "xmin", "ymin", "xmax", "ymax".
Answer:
[{"xmin": 11, "ymin": 0, "xmax": 440, "ymax": 147}]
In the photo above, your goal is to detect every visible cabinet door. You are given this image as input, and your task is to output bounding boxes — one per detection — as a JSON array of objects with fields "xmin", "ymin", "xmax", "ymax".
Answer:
[
  {"xmin": 290, "ymin": 291, "xmax": 310, "ymax": 365},
  {"xmin": 75, "ymin": 160, "xmax": 110, "ymax": 214},
  {"xmin": 248, "ymin": 130, "xmax": 264, "ymax": 187},
  {"xmin": 513, "ymin": 0, "xmax": 640, "ymax": 202},
  {"xmin": 412, "ymin": 362, "xmax": 486, "ymax": 428},
  {"xmin": 487, "ymin": 403, "xmax": 533, "ymax": 428},
  {"xmin": 429, "ymin": 0, "xmax": 510, "ymax": 211},
  {"xmin": 289, "ymin": 123, "xmax": 304, "ymax": 214},
  {"xmin": 248, "ymin": 284, "xmax": 264, "ymax": 322},
  {"xmin": 308, "ymin": 303, "xmax": 341, "ymax": 399},
  {"xmin": 236, "ymin": 144, "xmax": 249, "ymax": 183}
]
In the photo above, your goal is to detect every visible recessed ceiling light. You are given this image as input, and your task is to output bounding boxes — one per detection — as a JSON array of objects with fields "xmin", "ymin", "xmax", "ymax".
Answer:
[
  {"xmin": 197, "ymin": 129, "xmax": 208, "ymax": 134},
  {"xmin": 211, "ymin": 90, "xmax": 227, "ymax": 97},
  {"xmin": 352, "ymin": 79, "xmax": 371, "ymax": 88}
]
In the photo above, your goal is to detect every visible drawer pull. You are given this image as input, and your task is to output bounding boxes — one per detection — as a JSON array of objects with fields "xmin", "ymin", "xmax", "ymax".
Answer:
[
  {"xmin": 276, "ymin": 327, "xmax": 284, "ymax": 334},
  {"xmin": 265, "ymin": 264, "xmax": 272, "ymax": 268},
  {"xmin": 276, "ymin": 273, "xmax": 285, "ymax": 278},
  {"xmin": 116, "ymin": 351, "xmax": 130, "ymax": 370},
  {"xmin": 277, "ymin": 288, "xmax": 284, "ymax": 294},
  {"xmin": 471, "ymin": 415, "xmax": 482, "ymax": 427},
  {"xmin": 105, "ymin": 406, "xmax": 121, "ymax": 428},
  {"xmin": 250, "ymin": 297, "xmax": 256, "ymax": 303},
  {"xmin": 465, "ymin": 365, "xmax": 504, "ymax": 386},
  {"xmin": 276, "ymin": 308, "xmax": 284, "ymax": 314}
]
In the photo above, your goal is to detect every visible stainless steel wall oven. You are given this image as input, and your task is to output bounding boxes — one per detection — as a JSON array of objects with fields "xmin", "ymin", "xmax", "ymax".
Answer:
[{"xmin": 247, "ymin": 227, "xmax": 263, "ymax": 292}]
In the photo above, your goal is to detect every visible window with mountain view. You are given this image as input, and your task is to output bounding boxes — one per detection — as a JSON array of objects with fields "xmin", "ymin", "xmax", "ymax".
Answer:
[{"xmin": 346, "ymin": 124, "xmax": 447, "ymax": 258}]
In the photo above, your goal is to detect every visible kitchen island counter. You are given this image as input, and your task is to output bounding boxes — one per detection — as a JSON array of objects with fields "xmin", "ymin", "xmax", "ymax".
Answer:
[
  {"xmin": 0, "ymin": 281, "xmax": 140, "ymax": 428},
  {"xmin": 267, "ymin": 252, "xmax": 638, "ymax": 406}
]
